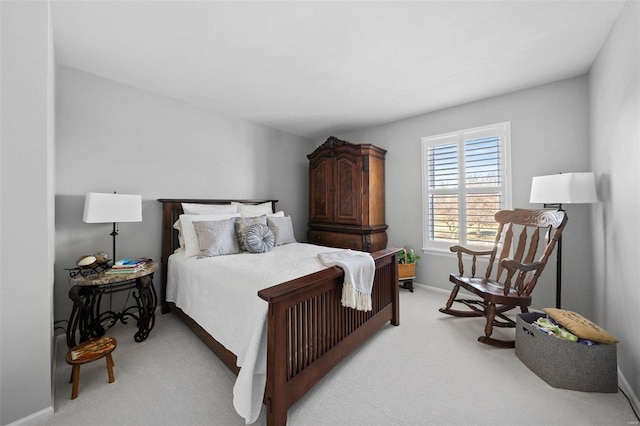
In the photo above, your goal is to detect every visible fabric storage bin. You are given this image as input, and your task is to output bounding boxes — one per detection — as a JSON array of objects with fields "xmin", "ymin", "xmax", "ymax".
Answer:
[{"xmin": 515, "ymin": 312, "xmax": 618, "ymax": 393}]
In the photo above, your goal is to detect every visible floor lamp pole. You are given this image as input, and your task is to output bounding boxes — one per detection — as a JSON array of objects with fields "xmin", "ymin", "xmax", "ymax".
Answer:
[
  {"xmin": 556, "ymin": 233, "xmax": 562, "ymax": 309},
  {"xmin": 544, "ymin": 203, "xmax": 563, "ymax": 309}
]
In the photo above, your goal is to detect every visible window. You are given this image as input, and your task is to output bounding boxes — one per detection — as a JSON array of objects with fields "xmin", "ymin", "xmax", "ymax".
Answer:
[{"xmin": 421, "ymin": 122, "xmax": 512, "ymax": 252}]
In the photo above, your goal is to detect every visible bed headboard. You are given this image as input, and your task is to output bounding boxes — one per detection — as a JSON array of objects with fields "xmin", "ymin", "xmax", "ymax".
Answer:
[{"xmin": 156, "ymin": 198, "xmax": 278, "ymax": 313}]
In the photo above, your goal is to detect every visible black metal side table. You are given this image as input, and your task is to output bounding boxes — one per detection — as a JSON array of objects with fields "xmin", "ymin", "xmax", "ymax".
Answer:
[{"xmin": 66, "ymin": 262, "xmax": 158, "ymax": 348}]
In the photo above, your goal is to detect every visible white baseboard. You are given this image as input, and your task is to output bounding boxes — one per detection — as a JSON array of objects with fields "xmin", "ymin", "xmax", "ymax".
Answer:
[{"xmin": 414, "ymin": 282, "xmax": 451, "ymax": 295}]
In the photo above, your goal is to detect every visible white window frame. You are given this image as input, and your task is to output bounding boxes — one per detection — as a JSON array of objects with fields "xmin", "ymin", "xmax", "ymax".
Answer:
[{"xmin": 421, "ymin": 122, "xmax": 512, "ymax": 253}]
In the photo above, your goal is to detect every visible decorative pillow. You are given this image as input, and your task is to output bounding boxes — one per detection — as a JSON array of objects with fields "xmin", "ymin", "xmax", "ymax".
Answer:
[
  {"xmin": 193, "ymin": 219, "xmax": 240, "ymax": 257},
  {"xmin": 543, "ymin": 308, "xmax": 619, "ymax": 344},
  {"xmin": 267, "ymin": 216, "xmax": 296, "ymax": 246},
  {"xmin": 234, "ymin": 216, "xmax": 268, "ymax": 252},
  {"xmin": 177, "ymin": 213, "xmax": 241, "ymax": 258},
  {"xmin": 182, "ymin": 202, "xmax": 238, "ymax": 215},
  {"xmin": 245, "ymin": 223, "xmax": 275, "ymax": 253},
  {"xmin": 236, "ymin": 202, "xmax": 273, "ymax": 217}
]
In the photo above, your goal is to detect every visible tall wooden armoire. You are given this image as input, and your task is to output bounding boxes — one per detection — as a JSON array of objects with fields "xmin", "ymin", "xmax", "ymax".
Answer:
[{"xmin": 307, "ymin": 136, "xmax": 388, "ymax": 252}]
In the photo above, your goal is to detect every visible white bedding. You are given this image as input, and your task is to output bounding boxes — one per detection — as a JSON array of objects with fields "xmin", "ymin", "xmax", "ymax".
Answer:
[{"xmin": 166, "ymin": 242, "xmax": 341, "ymax": 424}]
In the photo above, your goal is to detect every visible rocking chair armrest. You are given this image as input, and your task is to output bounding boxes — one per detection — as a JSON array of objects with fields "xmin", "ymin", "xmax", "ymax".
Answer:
[
  {"xmin": 499, "ymin": 259, "xmax": 546, "ymax": 296},
  {"xmin": 449, "ymin": 245, "xmax": 494, "ymax": 257},
  {"xmin": 451, "ymin": 245, "xmax": 494, "ymax": 276},
  {"xmin": 500, "ymin": 259, "xmax": 545, "ymax": 273}
]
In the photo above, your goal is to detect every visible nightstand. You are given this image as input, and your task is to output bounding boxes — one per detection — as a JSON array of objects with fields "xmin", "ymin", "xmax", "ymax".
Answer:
[{"xmin": 66, "ymin": 262, "xmax": 158, "ymax": 347}]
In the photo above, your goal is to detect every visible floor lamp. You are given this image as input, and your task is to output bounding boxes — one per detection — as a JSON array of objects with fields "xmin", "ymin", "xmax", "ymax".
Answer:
[
  {"xmin": 529, "ymin": 172, "xmax": 597, "ymax": 308},
  {"xmin": 83, "ymin": 192, "xmax": 142, "ymax": 263}
]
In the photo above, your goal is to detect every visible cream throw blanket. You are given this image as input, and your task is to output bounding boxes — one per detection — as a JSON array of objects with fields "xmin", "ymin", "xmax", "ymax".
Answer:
[{"xmin": 318, "ymin": 249, "xmax": 375, "ymax": 311}]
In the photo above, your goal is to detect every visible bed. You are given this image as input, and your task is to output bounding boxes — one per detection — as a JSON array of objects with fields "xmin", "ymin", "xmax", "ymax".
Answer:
[{"xmin": 158, "ymin": 199, "xmax": 400, "ymax": 425}]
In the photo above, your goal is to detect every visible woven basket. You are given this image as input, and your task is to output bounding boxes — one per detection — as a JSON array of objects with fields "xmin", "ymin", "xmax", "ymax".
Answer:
[{"xmin": 398, "ymin": 248, "xmax": 416, "ymax": 279}]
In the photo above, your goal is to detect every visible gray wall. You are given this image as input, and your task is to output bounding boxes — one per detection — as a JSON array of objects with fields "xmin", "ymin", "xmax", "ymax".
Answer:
[
  {"xmin": 0, "ymin": 1, "xmax": 55, "ymax": 424},
  {"xmin": 590, "ymin": 0, "xmax": 640, "ymax": 409},
  {"xmin": 340, "ymin": 75, "xmax": 593, "ymax": 316},
  {"xmin": 54, "ymin": 66, "xmax": 315, "ymax": 324}
]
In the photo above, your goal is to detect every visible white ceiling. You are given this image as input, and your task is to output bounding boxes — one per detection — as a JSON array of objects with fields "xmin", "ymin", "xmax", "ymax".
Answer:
[{"xmin": 51, "ymin": 1, "xmax": 624, "ymax": 140}]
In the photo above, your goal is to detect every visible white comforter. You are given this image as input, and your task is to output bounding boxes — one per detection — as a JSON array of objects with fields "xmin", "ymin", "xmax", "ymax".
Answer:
[{"xmin": 166, "ymin": 243, "xmax": 341, "ymax": 424}]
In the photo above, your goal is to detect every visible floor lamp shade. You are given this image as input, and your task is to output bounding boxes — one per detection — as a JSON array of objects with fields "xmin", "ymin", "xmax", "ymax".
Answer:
[
  {"xmin": 529, "ymin": 172, "xmax": 597, "ymax": 205},
  {"xmin": 83, "ymin": 192, "xmax": 142, "ymax": 224}
]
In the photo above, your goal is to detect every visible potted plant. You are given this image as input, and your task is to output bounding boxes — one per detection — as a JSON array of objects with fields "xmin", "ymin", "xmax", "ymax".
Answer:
[{"xmin": 398, "ymin": 246, "xmax": 420, "ymax": 279}]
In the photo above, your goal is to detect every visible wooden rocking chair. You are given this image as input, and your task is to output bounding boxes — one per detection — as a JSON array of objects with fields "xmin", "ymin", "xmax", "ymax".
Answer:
[{"xmin": 439, "ymin": 209, "xmax": 567, "ymax": 348}]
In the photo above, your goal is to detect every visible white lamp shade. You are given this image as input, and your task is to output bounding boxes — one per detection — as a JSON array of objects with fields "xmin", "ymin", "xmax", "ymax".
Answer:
[
  {"xmin": 83, "ymin": 192, "xmax": 142, "ymax": 223},
  {"xmin": 529, "ymin": 172, "xmax": 597, "ymax": 204}
]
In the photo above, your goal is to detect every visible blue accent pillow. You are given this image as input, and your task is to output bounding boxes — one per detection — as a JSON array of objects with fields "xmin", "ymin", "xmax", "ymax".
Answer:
[{"xmin": 245, "ymin": 223, "xmax": 275, "ymax": 253}]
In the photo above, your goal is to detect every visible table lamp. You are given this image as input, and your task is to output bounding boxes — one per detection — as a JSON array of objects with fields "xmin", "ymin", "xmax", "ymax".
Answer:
[{"xmin": 83, "ymin": 192, "xmax": 142, "ymax": 263}]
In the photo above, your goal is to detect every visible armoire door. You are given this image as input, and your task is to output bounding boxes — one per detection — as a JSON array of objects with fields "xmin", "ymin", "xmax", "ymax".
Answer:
[
  {"xmin": 333, "ymin": 154, "xmax": 361, "ymax": 225},
  {"xmin": 309, "ymin": 156, "xmax": 334, "ymax": 223}
]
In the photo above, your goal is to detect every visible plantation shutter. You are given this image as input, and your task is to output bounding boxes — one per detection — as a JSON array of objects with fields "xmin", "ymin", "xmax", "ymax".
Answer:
[
  {"xmin": 427, "ymin": 141, "xmax": 459, "ymax": 243},
  {"xmin": 423, "ymin": 122, "xmax": 510, "ymax": 249},
  {"xmin": 465, "ymin": 136, "xmax": 502, "ymax": 244}
]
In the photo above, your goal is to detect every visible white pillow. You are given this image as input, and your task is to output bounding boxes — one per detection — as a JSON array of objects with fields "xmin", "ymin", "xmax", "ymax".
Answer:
[
  {"xmin": 182, "ymin": 202, "xmax": 238, "ymax": 215},
  {"xmin": 236, "ymin": 202, "xmax": 273, "ymax": 217},
  {"xmin": 178, "ymin": 213, "xmax": 241, "ymax": 258},
  {"xmin": 243, "ymin": 211, "xmax": 284, "ymax": 218},
  {"xmin": 173, "ymin": 219, "xmax": 186, "ymax": 249}
]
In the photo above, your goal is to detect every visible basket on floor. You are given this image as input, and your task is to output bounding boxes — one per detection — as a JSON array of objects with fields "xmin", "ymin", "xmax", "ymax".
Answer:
[{"xmin": 398, "ymin": 248, "xmax": 416, "ymax": 279}]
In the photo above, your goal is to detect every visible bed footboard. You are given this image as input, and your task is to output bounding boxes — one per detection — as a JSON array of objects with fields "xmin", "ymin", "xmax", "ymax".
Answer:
[{"xmin": 258, "ymin": 247, "xmax": 400, "ymax": 426}]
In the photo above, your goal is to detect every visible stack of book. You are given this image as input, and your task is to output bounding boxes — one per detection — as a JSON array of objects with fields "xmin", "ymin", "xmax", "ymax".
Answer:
[{"xmin": 105, "ymin": 258, "xmax": 150, "ymax": 274}]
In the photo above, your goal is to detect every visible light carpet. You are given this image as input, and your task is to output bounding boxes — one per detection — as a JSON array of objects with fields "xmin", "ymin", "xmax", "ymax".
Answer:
[{"xmin": 26, "ymin": 285, "xmax": 637, "ymax": 426}]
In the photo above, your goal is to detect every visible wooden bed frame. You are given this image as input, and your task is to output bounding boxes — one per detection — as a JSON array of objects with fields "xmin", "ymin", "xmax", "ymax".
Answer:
[{"xmin": 158, "ymin": 199, "xmax": 400, "ymax": 425}]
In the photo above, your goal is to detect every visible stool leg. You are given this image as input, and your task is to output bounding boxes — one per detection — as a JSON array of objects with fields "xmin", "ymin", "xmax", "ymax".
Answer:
[
  {"xmin": 70, "ymin": 365, "xmax": 80, "ymax": 399},
  {"xmin": 106, "ymin": 353, "xmax": 115, "ymax": 383}
]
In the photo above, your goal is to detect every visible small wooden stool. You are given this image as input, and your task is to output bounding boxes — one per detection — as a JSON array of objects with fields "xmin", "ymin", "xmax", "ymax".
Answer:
[{"xmin": 66, "ymin": 336, "xmax": 117, "ymax": 399}]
